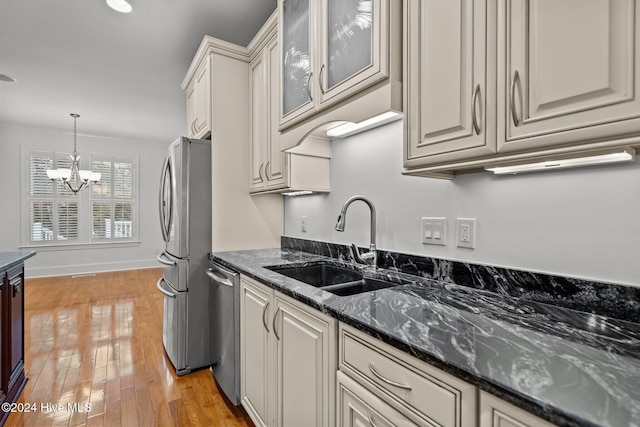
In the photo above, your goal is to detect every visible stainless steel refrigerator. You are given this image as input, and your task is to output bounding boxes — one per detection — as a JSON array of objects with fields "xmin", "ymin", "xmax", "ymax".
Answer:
[{"xmin": 156, "ymin": 137, "xmax": 214, "ymax": 376}]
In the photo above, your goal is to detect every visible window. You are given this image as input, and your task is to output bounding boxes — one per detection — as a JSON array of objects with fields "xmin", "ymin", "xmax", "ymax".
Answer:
[
  {"xmin": 91, "ymin": 157, "xmax": 135, "ymax": 240},
  {"xmin": 23, "ymin": 148, "xmax": 138, "ymax": 247}
]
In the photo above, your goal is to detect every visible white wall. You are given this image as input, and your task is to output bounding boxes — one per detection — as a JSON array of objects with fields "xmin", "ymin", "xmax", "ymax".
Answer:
[
  {"xmin": 284, "ymin": 121, "xmax": 640, "ymax": 288},
  {"xmin": 0, "ymin": 122, "xmax": 167, "ymax": 277}
]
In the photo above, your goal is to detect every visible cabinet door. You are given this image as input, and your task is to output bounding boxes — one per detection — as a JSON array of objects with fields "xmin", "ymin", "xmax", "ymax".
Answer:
[
  {"xmin": 404, "ymin": 0, "xmax": 496, "ymax": 168},
  {"xmin": 499, "ymin": 0, "xmax": 640, "ymax": 153},
  {"xmin": 274, "ymin": 296, "xmax": 335, "ymax": 427},
  {"xmin": 193, "ymin": 60, "xmax": 211, "ymax": 138},
  {"xmin": 280, "ymin": 0, "xmax": 316, "ymax": 128},
  {"xmin": 318, "ymin": 0, "xmax": 389, "ymax": 107},
  {"xmin": 265, "ymin": 35, "xmax": 287, "ymax": 190},
  {"xmin": 186, "ymin": 82, "xmax": 197, "ymax": 138},
  {"xmin": 240, "ymin": 278, "xmax": 272, "ymax": 427},
  {"xmin": 250, "ymin": 51, "xmax": 267, "ymax": 191},
  {"xmin": 8, "ymin": 271, "xmax": 23, "ymax": 377}
]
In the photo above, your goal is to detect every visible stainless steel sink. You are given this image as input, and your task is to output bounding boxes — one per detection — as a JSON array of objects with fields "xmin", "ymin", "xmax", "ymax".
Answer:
[{"xmin": 266, "ymin": 261, "xmax": 409, "ymax": 296}]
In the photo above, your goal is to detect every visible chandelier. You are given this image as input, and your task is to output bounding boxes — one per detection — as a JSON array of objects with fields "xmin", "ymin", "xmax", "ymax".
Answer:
[{"xmin": 46, "ymin": 113, "xmax": 101, "ymax": 194}]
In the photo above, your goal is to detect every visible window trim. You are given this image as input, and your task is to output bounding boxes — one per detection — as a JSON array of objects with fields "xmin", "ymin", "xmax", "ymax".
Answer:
[{"xmin": 21, "ymin": 145, "xmax": 140, "ymax": 248}]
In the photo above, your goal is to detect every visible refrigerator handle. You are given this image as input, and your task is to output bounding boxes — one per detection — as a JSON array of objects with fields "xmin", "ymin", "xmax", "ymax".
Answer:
[
  {"xmin": 156, "ymin": 277, "xmax": 176, "ymax": 298},
  {"xmin": 158, "ymin": 155, "xmax": 172, "ymax": 242},
  {"xmin": 157, "ymin": 251, "xmax": 177, "ymax": 266},
  {"xmin": 206, "ymin": 269, "xmax": 234, "ymax": 287}
]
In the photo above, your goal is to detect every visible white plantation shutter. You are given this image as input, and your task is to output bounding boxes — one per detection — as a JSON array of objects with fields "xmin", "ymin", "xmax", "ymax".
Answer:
[
  {"xmin": 29, "ymin": 153, "xmax": 53, "ymax": 196},
  {"xmin": 30, "ymin": 201, "xmax": 53, "ymax": 241},
  {"xmin": 91, "ymin": 156, "xmax": 135, "ymax": 241},
  {"xmin": 24, "ymin": 147, "xmax": 137, "ymax": 246},
  {"xmin": 57, "ymin": 202, "xmax": 79, "ymax": 240},
  {"xmin": 92, "ymin": 202, "xmax": 111, "ymax": 239}
]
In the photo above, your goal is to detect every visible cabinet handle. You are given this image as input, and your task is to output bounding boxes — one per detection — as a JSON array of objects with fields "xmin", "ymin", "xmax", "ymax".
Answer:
[
  {"xmin": 471, "ymin": 84, "xmax": 481, "ymax": 135},
  {"xmin": 368, "ymin": 363, "xmax": 412, "ymax": 390},
  {"xmin": 510, "ymin": 70, "xmax": 522, "ymax": 127},
  {"xmin": 258, "ymin": 163, "xmax": 265, "ymax": 183},
  {"xmin": 367, "ymin": 414, "xmax": 379, "ymax": 427},
  {"xmin": 306, "ymin": 72, "xmax": 313, "ymax": 101},
  {"xmin": 319, "ymin": 64, "xmax": 326, "ymax": 95},
  {"xmin": 262, "ymin": 301, "xmax": 270, "ymax": 332},
  {"xmin": 273, "ymin": 307, "xmax": 281, "ymax": 340},
  {"xmin": 265, "ymin": 161, "xmax": 272, "ymax": 181}
]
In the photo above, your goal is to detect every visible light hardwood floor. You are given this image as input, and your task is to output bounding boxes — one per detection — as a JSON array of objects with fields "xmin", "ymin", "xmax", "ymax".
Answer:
[{"xmin": 5, "ymin": 268, "xmax": 254, "ymax": 427}]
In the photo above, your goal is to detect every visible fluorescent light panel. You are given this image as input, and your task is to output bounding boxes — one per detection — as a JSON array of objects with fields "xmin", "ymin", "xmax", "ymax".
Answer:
[
  {"xmin": 485, "ymin": 148, "xmax": 636, "ymax": 175},
  {"xmin": 326, "ymin": 112, "xmax": 401, "ymax": 138}
]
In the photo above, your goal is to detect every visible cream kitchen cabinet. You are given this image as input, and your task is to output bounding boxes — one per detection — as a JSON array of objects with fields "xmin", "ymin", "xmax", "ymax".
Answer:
[
  {"xmin": 497, "ymin": 0, "xmax": 640, "ymax": 154},
  {"xmin": 184, "ymin": 55, "xmax": 211, "ymax": 139},
  {"xmin": 249, "ymin": 14, "xmax": 331, "ymax": 194},
  {"xmin": 403, "ymin": 0, "xmax": 640, "ymax": 178},
  {"xmin": 403, "ymin": 0, "xmax": 497, "ymax": 170},
  {"xmin": 278, "ymin": 0, "xmax": 402, "ymax": 150},
  {"xmin": 240, "ymin": 275, "xmax": 337, "ymax": 427},
  {"xmin": 337, "ymin": 371, "xmax": 417, "ymax": 427},
  {"xmin": 480, "ymin": 391, "xmax": 555, "ymax": 427},
  {"xmin": 338, "ymin": 323, "xmax": 477, "ymax": 427}
]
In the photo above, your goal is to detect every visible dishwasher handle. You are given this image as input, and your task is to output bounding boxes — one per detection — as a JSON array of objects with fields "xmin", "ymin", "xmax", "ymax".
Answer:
[
  {"xmin": 156, "ymin": 277, "xmax": 177, "ymax": 298},
  {"xmin": 206, "ymin": 268, "xmax": 234, "ymax": 288}
]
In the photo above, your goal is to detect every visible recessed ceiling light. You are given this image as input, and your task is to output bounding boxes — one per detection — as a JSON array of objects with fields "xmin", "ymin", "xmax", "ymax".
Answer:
[
  {"xmin": 0, "ymin": 74, "xmax": 16, "ymax": 83},
  {"xmin": 106, "ymin": 0, "xmax": 132, "ymax": 13}
]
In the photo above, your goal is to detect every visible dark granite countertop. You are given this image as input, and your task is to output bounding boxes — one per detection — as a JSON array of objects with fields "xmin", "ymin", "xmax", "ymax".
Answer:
[
  {"xmin": 0, "ymin": 251, "xmax": 36, "ymax": 272},
  {"xmin": 210, "ymin": 239, "xmax": 640, "ymax": 427}
]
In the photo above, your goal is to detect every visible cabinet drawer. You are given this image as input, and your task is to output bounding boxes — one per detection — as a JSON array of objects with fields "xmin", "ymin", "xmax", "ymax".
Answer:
[
  {"xmin": 337, "ymin": 371, "xmax": 421, "ymax": 427},
  {"xmin": 340, "ymin": 324, "xmax": 476, "ymax": 427}
]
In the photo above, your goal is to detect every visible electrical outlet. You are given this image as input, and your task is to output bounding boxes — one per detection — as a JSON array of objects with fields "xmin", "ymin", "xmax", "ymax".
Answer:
[
  {"xmin": 456, "ymin": 218, "xmax": 476, "ymax": 249},
  {"xmin": 422, "ymin": 217, "xmax": 446, "ymax": 246},
  {"xmin": 301, "ymin": 216, "xmax": 307, "ymax": 233}
]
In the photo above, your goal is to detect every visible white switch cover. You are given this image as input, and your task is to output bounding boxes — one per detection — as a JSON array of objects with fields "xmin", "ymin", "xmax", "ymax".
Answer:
[
  {"xmin": 456, "ymin": 218, "xmax": 476, "ymax": 249},
  {"xmin": 422, "ymin": 217, "xmax": 446, "ymax": 246},
  {"xmin": 301, "ymin": 216, "xmax": 307, "ymax": 233}
]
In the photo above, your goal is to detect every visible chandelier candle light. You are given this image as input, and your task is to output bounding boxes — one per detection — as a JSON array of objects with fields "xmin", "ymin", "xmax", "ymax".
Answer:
[{"xmin": 46, "ymin": 113, "xmax": 101, "ymax": 194}]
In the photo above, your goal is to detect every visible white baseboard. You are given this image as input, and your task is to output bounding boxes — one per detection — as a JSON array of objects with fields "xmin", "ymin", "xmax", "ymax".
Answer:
[{"xmin": 24, "ymin": 259, "xmax": 162, "ymax": 278}]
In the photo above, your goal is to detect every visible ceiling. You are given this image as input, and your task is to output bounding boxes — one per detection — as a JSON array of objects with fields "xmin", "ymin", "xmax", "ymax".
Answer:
[{"xmin": 0, "ymin": 0, "xmax": 276, "ymax": 142}]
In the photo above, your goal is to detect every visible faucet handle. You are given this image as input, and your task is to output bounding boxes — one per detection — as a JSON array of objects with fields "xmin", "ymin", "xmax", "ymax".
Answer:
[{"xmin": 350, "ymin": 244, "xmax": 366, "ymax": 264}]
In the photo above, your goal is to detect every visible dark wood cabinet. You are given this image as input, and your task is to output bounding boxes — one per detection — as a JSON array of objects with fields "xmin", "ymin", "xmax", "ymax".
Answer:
[{"xmin": 0, "ymin": 256, "xmax": 30, "ymax": 426}]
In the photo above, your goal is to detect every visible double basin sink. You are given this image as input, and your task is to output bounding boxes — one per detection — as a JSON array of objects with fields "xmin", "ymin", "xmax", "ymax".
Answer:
[{"xmin": 266, "ymin": 261, "xmax": 411, "ymax": 296}]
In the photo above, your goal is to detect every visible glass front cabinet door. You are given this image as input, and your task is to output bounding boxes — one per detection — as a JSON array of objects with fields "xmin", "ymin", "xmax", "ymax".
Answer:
[
  {"xmin": 279, "ymin": 0, "xmax": 392, "ymax": 130},
  {"xmin": 281, "ymin": 0, "xmax": 315, "ymax": 127}
]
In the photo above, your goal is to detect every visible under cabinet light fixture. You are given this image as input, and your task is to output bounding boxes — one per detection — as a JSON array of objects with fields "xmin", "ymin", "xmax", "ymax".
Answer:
[
  {"xmin": 106, "ymin": 0, "xmax": 132, "ymax": 13},
  {"xmin": 485, "ymin": 148, "xmax": 636, "ymax": 175},
  {"xmin": 326, "ymin": 112, "xmax": 401, "ymax": 138},
  {"xmin": 283, "ymin": 191, "xmax": 314, "ymax": 197}
]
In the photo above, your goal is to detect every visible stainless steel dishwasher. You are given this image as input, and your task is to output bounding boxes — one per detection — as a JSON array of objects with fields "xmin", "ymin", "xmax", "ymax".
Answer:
[{"xmin": 206, "ymin": 261, "xmax": 241, "ymax": 405}]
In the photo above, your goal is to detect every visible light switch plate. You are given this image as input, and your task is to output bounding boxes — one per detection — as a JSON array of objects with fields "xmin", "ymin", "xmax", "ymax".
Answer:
[{"xmin": 422, "ymin": 217, "xmax": 446, "ymax": 246}]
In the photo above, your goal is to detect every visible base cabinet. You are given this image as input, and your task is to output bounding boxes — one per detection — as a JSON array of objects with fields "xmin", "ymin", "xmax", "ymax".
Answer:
[
  {"xmin": 480, "ymin": 391, "xmax": 555, "ymax": 427},
  {"xmin": 240, "ymin": 275, "xmax": 337, "ymax": 427},
  {"xmin": 0, "ymin": 264, "xmax": 27, "ymax": 426},
  {"xmin": 338, "ymin": 323, "xmax": 477, "ymax": 427}
]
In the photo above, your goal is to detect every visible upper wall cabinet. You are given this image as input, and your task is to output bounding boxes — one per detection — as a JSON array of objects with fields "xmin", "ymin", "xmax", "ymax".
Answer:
[
  {"xmin": 249, "ymin": 12, "xmax": 331, "ymax": 195},
  {"xmin": 279, "ymin": 0, "xmax": 402, "ymax": 151},
  {"xmin": 403, "ymin": 0, "xmax": 640, "ymax": 178},
  {"xmin": 403, "ymin": 0, "xmax": 497, "ymax": 170},
  {"xmin": 184, "ymin": 55, "xmax": 212, "ymax": 139},
  {"xmin": 497, "ymin": 0, "xmax": 640, "ymax": 153}
]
